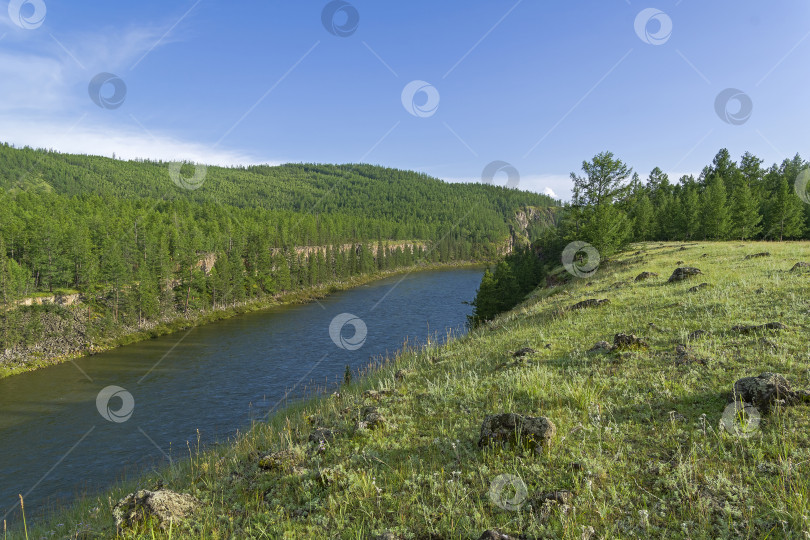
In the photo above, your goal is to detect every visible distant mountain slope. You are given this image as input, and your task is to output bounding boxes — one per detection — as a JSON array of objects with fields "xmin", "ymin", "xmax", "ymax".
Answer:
[{"xmin": 0, "ymin": 144, "xmax": 556, "ymax": 229}]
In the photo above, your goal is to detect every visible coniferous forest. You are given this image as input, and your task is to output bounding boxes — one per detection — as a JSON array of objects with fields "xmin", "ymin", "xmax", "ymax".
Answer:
[
  {"xmin": 0, "ymin": 144, "xmax": 556, "ymax": 358},
  {"xmin": 469, "ymin": 148, "xmax": 810, "ymax": 325}
]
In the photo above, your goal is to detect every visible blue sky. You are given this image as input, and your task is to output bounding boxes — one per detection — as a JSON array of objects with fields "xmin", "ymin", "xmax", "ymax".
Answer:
[{"xmin": 0, "ymin": 0, "xmax": 808, "ymax": 200}]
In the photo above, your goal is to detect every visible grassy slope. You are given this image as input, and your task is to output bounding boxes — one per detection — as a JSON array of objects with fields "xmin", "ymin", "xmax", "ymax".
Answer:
[{"xmin": 21, "ymin": 241, "xmax": 810, "ymax": 539}]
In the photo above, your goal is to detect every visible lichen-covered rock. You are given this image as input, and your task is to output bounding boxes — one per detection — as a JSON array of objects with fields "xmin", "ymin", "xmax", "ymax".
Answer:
[
  {"xmin": 258, "ymin": 449, "xmax": 297, "ymax": 472},
  {"xmin": 668, "ymin": 267, "xmax": 702, "ymax": 282},
  {"xmin": 790, "ymin": 261, "xmax": 810, "ymax": 271},
  {"xmin": 478, "ymin": 413, "xmax": 555, "ymax": 449},
  {"xmin": 532, "ymin": 490, "xmax": 575, "ymax": 506},
  {"xmin": 634, "ymin": 271, "xmax": 658, "ymax": 282},
  {"xmin": 569, "ymin": 298, "xmax": 610, "ymax": 311},
  {"xmin": 731, "ymin": 372, "xmax": 808, "ymax": 410},
  {"xmin": 308, "ymin": 427, "xmax": 336, "ymax": 445},
  {"xmin": 113, "ymin": 489, "xmax": 199, "ymax": 531},
  {"xmin": 688, "ymin": 329, "xmax": 708, "ymax": 340},
  {"xmin": 731, "ymin": 322, "xmax": 786, "ymax": 334},
  {"xmin": 357, "ymin": 406, "xmax": 386, "ymax": 430},
  {"xmin": 613, "ymin": 333, "xmax": 648, "ymax": 350},
  {"xmin": 588, "ymin": 341, "xmax": 613, "ymax": 353},
  {"xmin": 687, "ymin": 283, "xmax": 709, "ymax": 293},
  {"xmin": 478, "ymin": 530, "xmax": 517, "ymax": 540}
]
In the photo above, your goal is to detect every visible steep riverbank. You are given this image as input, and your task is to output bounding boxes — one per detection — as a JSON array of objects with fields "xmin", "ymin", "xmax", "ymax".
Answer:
[
  {"xmin": 17, "ymin": 241, "xmax": 810, "ymax": 538},
  {"xmin": 0, "ymin": 261, "xmax": 484, "ymax": 380}
]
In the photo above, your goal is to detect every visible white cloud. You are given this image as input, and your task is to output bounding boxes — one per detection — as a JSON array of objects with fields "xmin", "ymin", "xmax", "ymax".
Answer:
[
  {"xmin": 0, "ymin": 116, "xmax": 263, "ymax": 166},
  {"xmin": 0, "ymin": 22, "xmax": 266, "ymax": 167},
  {"xmin": 543, "ymin": 186, "xmax": 558, "ymax": 199}
]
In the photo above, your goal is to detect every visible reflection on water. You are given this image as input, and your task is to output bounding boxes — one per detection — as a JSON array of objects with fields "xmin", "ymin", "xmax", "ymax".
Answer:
[{"xmin": 0, "ymin": 267, "xmax": 482, "ymax": 523}]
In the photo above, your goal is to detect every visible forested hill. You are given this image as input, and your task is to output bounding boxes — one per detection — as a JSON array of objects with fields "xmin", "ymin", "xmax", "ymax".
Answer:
[
  {"xmin": 0, "ymin": 144, "xmax": 556, "ymax": 366},
  {"xmin": 0, "ymin": 144, "xmax": 555, "ymax": 237}
]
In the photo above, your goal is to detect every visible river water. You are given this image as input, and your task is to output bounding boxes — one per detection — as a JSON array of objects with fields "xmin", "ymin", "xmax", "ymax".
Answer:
[{"xmin": 0, "ymin": 267, "xmax": 482, "ymax": 524}]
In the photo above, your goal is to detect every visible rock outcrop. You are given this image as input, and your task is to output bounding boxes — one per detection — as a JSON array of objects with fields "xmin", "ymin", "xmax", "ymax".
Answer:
[
  {"xmin": 113, "ymin": 489, "xmax": 199, "ymax": 531},
  {"xmin": 478, "ymin": 413, "xmax": 555, "ymax": 450},
  {"xmin": 668, "ymin": 267, "xmax": 702, "ymax": 283},
  {"xmin": 731, "ymin": 372, "xmax": 810, "ymax": 411}
]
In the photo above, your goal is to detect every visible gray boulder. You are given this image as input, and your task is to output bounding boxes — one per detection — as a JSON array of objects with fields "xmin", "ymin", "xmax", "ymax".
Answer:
[
  {"xmin": 569, "ymin": 298, "xmax": 610, "ymax": 310},
  {"xmin": 478, "ymin": 413, "xmax": 555, "ymax": 450},
  {"xmin": 613, "ymin": 333, "xmax": 648, "ymax": 350},
  {"xmin": 731, "ymin": 372, "xmax": 810, "ymax": 411},
  {"xmin": 668, "ymin": 267, "xmax": 702, "ymax": 282},
  {"xmin": 113, "ymin": 489, "xmax": 199, "ymax": 531},
  {"xmin": 731, "ymin": 322, "xmax": 786, "ymax": 334}
]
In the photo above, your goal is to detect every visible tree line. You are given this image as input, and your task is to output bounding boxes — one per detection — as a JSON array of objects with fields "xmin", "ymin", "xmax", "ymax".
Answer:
[
  {"xmin": 468, "ymin": 148, "xmax": 810, "ymax": 325},
  {"xmin": 563, "ymin": 148, "xmax": 808, "ymax": 256}
]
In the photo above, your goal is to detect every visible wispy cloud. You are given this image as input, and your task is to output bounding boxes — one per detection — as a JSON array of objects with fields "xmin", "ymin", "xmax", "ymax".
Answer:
[
  {"xmin": 0, "ymin": 21, "xmax": 258, "ymax": 165},
  {"xmin": 1, "ymin": 116, "xmax": 263, "ymax": 165}
]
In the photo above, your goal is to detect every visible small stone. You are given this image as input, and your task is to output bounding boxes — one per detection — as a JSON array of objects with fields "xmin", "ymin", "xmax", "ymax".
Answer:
[
  {"xmin": 258, "ymin": 449, "xmax": 296, "ymax": 471},
  {"xmin": 688, "ymin": 329, "xmax": 708, "ymax": 340},
  {"xmin": 478, "ymin": 530, "xmax": 516, "ymax": 540},
  {"xmin": 745, "ymin": 252, "xmax": 771, "ymax": 260},
  {"xmin": 533, "ymin": 490, "xmax": 575, "ymax": 505},
  {"xmin": 512, "ymin": 347, "xmax": 536, "ymax": 358},
  {"xmin": 357, "ymin": 406, "xmax": 386, "ymax": 430},
  {"xmin": 569, "ymin": 298, "xmax": 610, "ymax": 311},
  {"xmin": 668, "ymin": 411, "xmax": 687, "ymax": 422},
  {"xmin": 478, "ymin": 413, "xmax": 556, "ymax": 450},
  {"xmin": 759, "ymin": 338, "xmax": 778, "ymax": 350},
  {"xmin": 309, "ymin": 428, "xmax": 336, "ymax": 445},
  {"xmin": 732, "ymin": 322, "xmax": 786, "ymax": 334},
  {"xmin": 613, "ymin": 333, "xmax": 648, "ymax": 350},
  {"xmin": 635, "ymin": 271, "xmax": 658, "ymax": 282},
  {"xmin": 676, "ymin": 260, "xmax": 684, "ymax": 265},
  {"xmin": 674, "ymin": 344, "xmax": 705, "ymax": 366},
  {"xmin": 588, "ymin": 341, "xmax": 614, "ymax": 353},
  {"xmin": 668, "ymin": 267, "xmax": 702, "ymax": 283},
  {"xmin": 687, "ymin": 282, "xmax": 709, "ymax": 293}
]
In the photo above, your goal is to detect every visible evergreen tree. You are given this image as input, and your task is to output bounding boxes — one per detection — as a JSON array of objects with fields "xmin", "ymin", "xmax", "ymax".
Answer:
[
  {"xmin": 729, "ymin": 182, "xmax": 762, "ymax": 239},
  {"xmin": 700, "ymin": 176, "xmax": 730, "ymax": 239},
  {"xmin": 765, "ymin": 174, "xmax": 805, "ymax": 240},
  {"xmin": 569, "ymin": 151, "xmax": 633, "ymax": 255}
]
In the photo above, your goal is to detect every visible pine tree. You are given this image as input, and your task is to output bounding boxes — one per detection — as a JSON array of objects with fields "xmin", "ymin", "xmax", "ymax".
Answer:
[
  {"xmin": 680, "ymin": 186, "xmax": 701, "ymax": 240},
  {"xmin": 765, "ymin": 176, "xmax": 805, "ymax": 240},
  {"xmin": 569, "ymin": 151, "xmax": 633, "ymax": 255},
  {"xmin": 729, "ymin": 182, "xmax": 762, "ymax": 240},
  {"xmin": 700, "ymin": 176, "xmax": 730, "ymax": 239},
  {"xmin": 629, "ymin": 193, "xmax": 654, "ymax": 241}
]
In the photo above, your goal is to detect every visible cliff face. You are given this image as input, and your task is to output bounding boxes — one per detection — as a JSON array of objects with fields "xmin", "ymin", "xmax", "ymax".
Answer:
[
  {"xmin": 17, "ymin": 293, "xmax": 81, "ymax": 307},
  {"xmin": 506, "ymin": 206, "xmax": 561, "ymax": 253}
]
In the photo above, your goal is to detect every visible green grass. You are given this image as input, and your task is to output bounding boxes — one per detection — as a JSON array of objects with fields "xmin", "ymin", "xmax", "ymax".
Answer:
[{"xmin": 16, "ymin": 241, "xmax": 810, "ymax": 539}]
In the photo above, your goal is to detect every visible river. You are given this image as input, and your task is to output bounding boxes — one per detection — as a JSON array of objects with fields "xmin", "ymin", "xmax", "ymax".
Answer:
[{"xmin": 0, "ymin": 267, "xmax": 483, "ymax": 524}]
